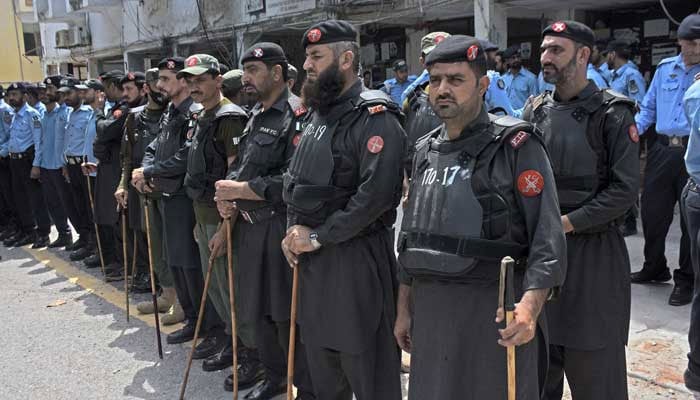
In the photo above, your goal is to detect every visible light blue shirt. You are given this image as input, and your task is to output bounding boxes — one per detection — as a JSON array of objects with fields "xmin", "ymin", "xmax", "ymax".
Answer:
[
  {"xmin": 684, "ymin": 79, "xmax": 700, "ymax": 184},
  {"xmin": 0, "ymin": 100, "xmax": 12, "ymax": 157},
  {"xmin": 610, "ymin": 61, "xmax": 646, "ymax": 103},
  {"xmin": 83, "ymin": 106, "xmax": 98, "ymax": 176},
  {"xmin": 33, "ymin": 101, "xmax": 46, "ymax": 118},
  {"xmin": 636, "ymin": 55, "xmax": 700, "ymax": 137},
  {"xmin": 40, "ymin": 103, "xmax": 70, "ymax": 169},
  {"xmin": 64, "ymin": 104, "xmax": 93, "ymax": 157},
  {"xmin": 503, "ymin": 67, "xmax": 538, "ymax": 109},
  {"xmin": 382, "ymin": 75, "xmax": 417, "ymax": 105},
  {"xmin": 7, "ymin": 103, "xmax": 43, "ymax": 167},
  {"xmin": 485, "ymin": 70, "xmax": 521, "ymax": 117},
  {"xmin": 599, "ymin": 63, "xmax": 612, "ymax": 84},
  {"xmin": 537, "ymin": 71, "xmax": 555, "ymax": 94},
  {"xmin": 587, "ymin": 64, "xmax": 610, "ymax": 89},
  {"xmin": 401, "ymin": 69, "xmax": 429, "ymax": 105}
]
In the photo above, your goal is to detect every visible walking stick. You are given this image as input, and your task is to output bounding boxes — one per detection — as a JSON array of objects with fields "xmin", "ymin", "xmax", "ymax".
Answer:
[
  {"xmin": 225, "ymin": 218, "xmax": 239, "ymax": 399},
  {"xmin": 179, "ymin": 255, "xmax": 215, "ymax": 400},
  {"xmin": 121, "ymin": 208, "xmax": 129, "ymax": 323},
  {"xmin": 86, "ymin": 175, "xmax": 106, "ymax": 280},
  {"xmin": 130, "ymin": 232, "xmax": 138, "ymax": 291},
  {"xmin": 143, "ymin": 198, "xmax": 163, "ymax": 359},
  {"xmin": 286, "ymin": 265, "xmax": 299, "ymax": 400},
  {"xmin": 499, "ymin": 256, "xmax": 516, "ymax": 400}
]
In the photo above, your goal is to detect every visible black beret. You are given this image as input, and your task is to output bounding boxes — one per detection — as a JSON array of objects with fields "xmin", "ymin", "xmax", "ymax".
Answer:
[
  {"xmin": 241, "ymin": 42, "xmax": 288, "ymax": 66},
  {"xmin": 542, "ymin": 20, "xmax": 595, "ymax": 48},
  {"xmin": 502, "ymin": 46, "xmax": 520, "ymax": 59},
  {"xmin": 43, "ymin": 75, "xmax": 63, "ymax": 87},
  {"xmin": 25, "ymin": 83, "xmax": 39, "ymax": 95},
  {"xmin": 7, "ymin": 82, "xmax": 27, "ymax": 93},
  {"xmin": 157, "ymin": 57, "xmax": 185, "ymax": 72},
  {"xmin": 119, "ymin": 71, "xmax": 146, "ymax": 85},
  {"xmin": 425, "ymin": 35, "xmax": 484, "ymax": 67},
  {"xmin": 302, "ymin": 20, "xmax": 357, "ymax": 49},
  {"xmin": 393, "ymin": 59, "xmax": 408, "ymax": 71},
  {"xmin": 100, "ymin": 70, "xmax": 125, "ymax": 81},
  {"xmin": 679, "ymin": 14, "xmax": 700, "ymax": 41}
]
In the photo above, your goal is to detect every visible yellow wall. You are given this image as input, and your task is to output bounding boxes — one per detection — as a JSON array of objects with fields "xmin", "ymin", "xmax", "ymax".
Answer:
[{"xmin": 0, "ymin": 0, "xmax": 44, "ymax": 85}]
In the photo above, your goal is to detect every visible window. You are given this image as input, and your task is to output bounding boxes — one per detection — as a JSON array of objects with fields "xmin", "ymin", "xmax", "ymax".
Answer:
[{"xmin": 21, "ymin": 23, "xmax": 41, "ymax": 57}]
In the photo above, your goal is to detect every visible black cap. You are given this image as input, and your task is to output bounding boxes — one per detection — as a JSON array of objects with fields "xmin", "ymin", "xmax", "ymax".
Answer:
[
  {"xmin": 119, "ymin": 71, "xmax": 146, "ymax": 85},
  {"xmin": 479, "ymin": 39, "xmax": 499, "ymax": 52},
  {"xmin": 542, "ymin": 20, "xmax": 595, "ymax": 48},
  {"xmin": 157, "ymin": 57, "xmax": 185, "ymax": 72},
  {"xmin": 302, "ymin": 20, "xmax": 357, "ymax": 49},
  {"xmin": 425, "ymin": 35, "xmax": 484, "ymax": 67},
  {"xmin": 393, "ymin": 59, "xmax": 408, "ymax": 71},
  {"xmin": 7, "ymin": 82, "xmax": 27, "ymax": 93},
  {"xmin": 502, "ymin": 46, "xmax": 520, "ymax": 59},
  {"xmin": 679, "ymin": 14, "xmax": 700, "ymax": 41},
  {"xmin": 100, "ymin": 70, "xmax": 125, "ymax": 81},
  {"xmin": 58, "ymin": 77, "xmax": 81, "ymax": 92},
  {"xmin": 76, "ymin": 79, "xmax": 104, "ymax": 91},
  {"xmin": 25, "ymin": 83, "xmax": 39, "ymax": 96},
  {"xmin": 241, "ymin": 42, "xmax": 288, "ymax": 65},
  {"xmin": 43, "ymin": 76, "xmax": 63, "ymax": 87}
]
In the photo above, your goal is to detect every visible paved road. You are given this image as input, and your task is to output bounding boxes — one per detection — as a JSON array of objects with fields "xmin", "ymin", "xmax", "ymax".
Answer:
[{"xmin": 0, "ymin": 209, "xmax": 694, "ymax": 399}]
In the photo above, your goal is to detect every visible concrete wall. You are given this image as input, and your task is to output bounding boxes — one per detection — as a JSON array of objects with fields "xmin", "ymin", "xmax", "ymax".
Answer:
[{"xmin": 0, "ymin": 0, "xmax": 44, "ymax": 84}]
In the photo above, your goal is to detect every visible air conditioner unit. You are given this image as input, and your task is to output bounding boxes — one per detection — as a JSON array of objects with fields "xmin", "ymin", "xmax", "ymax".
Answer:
[
  {"xmin": 69, "ymin": 26, "xmax": 90, "ymax": 47},
  {"xmin": 55, "ymin": 30, "xmax": 72, "ymax": 48}
]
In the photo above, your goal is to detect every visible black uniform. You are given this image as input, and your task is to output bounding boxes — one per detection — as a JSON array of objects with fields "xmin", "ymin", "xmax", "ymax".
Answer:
[
  {"xmin": 227, "ymin": 87, "xmax": 314, "ymax": 397},
  {"xmin": 142, "ymin": 97, "xmax": 212, "ymax": 331},
  {"xmin": 398, "ymin": 107, "xmax": 566, "ymax": 399},
  {"xmin": 284, "ymin": 80, "xmax": 404, "ymax": 399},
  {"xmin": 403, "ymin": 82, "xmax": 441, "ymax": 175},
  {"xmin": 94, "ymin": 100, "xmax": 130, "ymax": 265},
  {"xmin": 522, "ymin": 82, "xmax": 639, "ymax": 400}
]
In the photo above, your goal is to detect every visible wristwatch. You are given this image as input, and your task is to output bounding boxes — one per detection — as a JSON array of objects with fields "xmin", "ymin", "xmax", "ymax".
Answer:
[{"xmin": 309, "ymin": 231, "xmax": 322, "ymax": 250}]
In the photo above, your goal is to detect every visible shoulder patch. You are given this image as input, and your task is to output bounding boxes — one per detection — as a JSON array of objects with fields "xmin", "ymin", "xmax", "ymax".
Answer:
[
  {"xmin": 628, "ymin": 78, "xmax": 639, "ymax": 94},
  {"xmin": 292, "ymin": 133, "xmax": 302, "ymax": 147},
  {"xmin": 497, "ymin": 79, "xmax": 505, "ymax": 90},
  {"xmin": 368, "ymin": 104, "xmax": 387, "ymax": 115},
  {"xmin": 367, "ymin": 135, "xmax": 384, "ymax": 154},
  {"xmin": 531, "ymin": 93, "xmax": 546, "ymax": 111},
  {"xmin": 33, "ymin": 117, "xmax": 41, "ymax": 128},
  {"xmin": 509, "ymin": 131, "xmax": 530, "ymax": 149},
  {"xmin": 113, "ymin": 109, "xmax": 123, "ymax": 119},
  {"xmin": 294, "ymin": 105, "xmax": 307, "ymax": 117},
  {"xmin": 517, "ymin": 170, "xmax": 544, "ymax": 197}
]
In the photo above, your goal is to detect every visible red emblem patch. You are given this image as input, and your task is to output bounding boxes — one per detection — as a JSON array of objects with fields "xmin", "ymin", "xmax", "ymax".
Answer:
[
  {"xmin": 292, "ymin": 133, "xmax": 301, "ymax": 147},
  {"xmin": 467, "ymin": 45, "xmax": 479, "ymax": 61},
  {"xmin": 127, "ymin": 72, "xmax": 135, "ymax": 80},
  {"xmin": 294, "ymin": 106, "xmax": 307, "ymax": 117},
  {"xmin": 307, "ymin": 28, "xmax": 322, "ymax": 43},
  {"xmin": 509, "ymin": 131, "xmax": 530, "ymax": 149},
  {"xmin": 628, "ymin": 124, "xmax": 639, "ymax": 143},
  {"xmin": 517, "ymin": 170, "xmax": 544, "ymax": 197},
  {"xmin": 254, "ymin": 48, "xmax": 264, "ymax": 58},
  {"xmin": 552, "ymin": 21, "xmax": 567, "ymax": 32},
  {"xmin": 186, "ymin": 57, "xmax": 198, "ymax": 67},
  {"xmin": 434, "ymin": 34, "xmax": 446, "ymax": 44},
  {"xmin": 367, "ymin": 136, "xmax": 384, "ymax": 154},
  {"xmin": 167, "ymin": 60, "xmax": 176, "ymax": 69},
  {"xmin": 113, "ymin": 109, "xmax": 123, "ymax": 118},
  {"xmin": 368, "ymin": 105, "xmax": 386, "ymax": 114}
]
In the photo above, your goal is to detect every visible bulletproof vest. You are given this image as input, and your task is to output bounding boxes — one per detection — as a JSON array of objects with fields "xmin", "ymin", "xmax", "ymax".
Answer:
[
  {"xmin": 283, "ymin": 90, "xmax": 398, "ymax": 227},
  {"xmin": 132, "ymin": 106, "xmax": 163, "ymax": 167},
  {"xmin": 404, "ymin": 85, "xmax": 442, "ymax": 176},
  {"xmin": 94, "ymin": 101, "xmax": 128, "ymax": 162},
  {"xmin": 149, "ymin": 102, "xmax": 194, "ymax": 195},
  {"xmin": 185, "ymin": 102, "xmax": 247, "ymax": 203},
  {"xmin": 398, "ymin": 114, "xmax": 530, "ymax": 279},
  {"xmin": 523, "ymin": 89, "xmax": 635, "ymax": 218}
]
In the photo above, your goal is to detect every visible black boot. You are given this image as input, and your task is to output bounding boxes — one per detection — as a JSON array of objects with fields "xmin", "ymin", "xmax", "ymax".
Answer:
[{"xmin": 49, "ymin": 234, "xmax": 73, "ymax": 248}]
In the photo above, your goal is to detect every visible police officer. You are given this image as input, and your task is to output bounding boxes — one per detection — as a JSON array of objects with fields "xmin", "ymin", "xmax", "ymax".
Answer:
[
  {"xmin": 394, "ymin": 34, "xmax": 565, "ymax": 400},
  {"xmin": 587, "ymin": 39, "xmax": 610, "ymax": 89},
  {"xmin": 61, "ymin": 78, "xmax": 97, "ymax": 259},
  {"xmin": 634, "ymin": 14, "xmax": 700, "ymax": 306},
  {"xmin": 213, "ymin": 42, "xmax": 315, "ymax": 400},
  {"xmin": 481, "ymin": 39, "xmax": 521, "ymax": 117},
  {"xmin": 37, "ymin": 76, "xmax": 73, "ymax": 249},
  {"xmin": 681, "ymin": 23, "xmax": 700, "ymax": 398},
  {"xmin": 381, "ymin": 59, "xmax": 416, "ymax": 105},
  {"xmin": 179, "ymin": 54, "xmax": 242, "ymax": 363},
  {"xmin": 1, "ymin": 82, "xmax": 52, "ymax": 248},
  {"xmin": 502, "ymin": 46, "xmax": 539, "ymax": 109},
  {"xmin": 287, "ymin": 64, "xmax": 299, "ymax": 94},
  {"xmin": 607, "ymin": 40, "xmax": 646, "ymax": 103},
  {"xmin": 26, "ymin": 83, "xmax": 46, "ymax": 118},
  {"xmin": 0, "ymin": 85, "xmax": 17, "ymax": 241},
  {"xmin": 282, "ymin": 20, "xmax": 404, "ymax": 399},
  {"xmin": 523, "ymin": 21, "xmax": 639, "ymax": 399},
  {"xmin": 400, "ymin": 31, "xmax": 450, "ymax": 105}
]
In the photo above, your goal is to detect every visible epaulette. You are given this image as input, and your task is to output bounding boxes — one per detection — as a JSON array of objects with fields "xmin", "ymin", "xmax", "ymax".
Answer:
[
  {"xmin": 215, "ymin": 102, "xmax": 247, "ymax": 119},
  {"xmin": 357, "ymin": 90, "xmax": 400, "ymax": 114},
  {"xmin": 129, "ymin": 105, "xmax": 146, "ymax": 114}
]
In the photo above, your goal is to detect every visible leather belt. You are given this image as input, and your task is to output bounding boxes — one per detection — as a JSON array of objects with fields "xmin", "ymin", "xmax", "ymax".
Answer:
[
  {"xmin": 239, "ymin": 204, "xmax": 285, "ymax": 224},
  {"xmin": 9, "ymin": 150, "xmax": 32, "ymax": 160},
  {"xmin": 657, "ymin": 134, "xmax": 689, "ymax": 148},
  {"xmin": 65, "ymin": 155, "xmax": 85, "ymax": 165}
]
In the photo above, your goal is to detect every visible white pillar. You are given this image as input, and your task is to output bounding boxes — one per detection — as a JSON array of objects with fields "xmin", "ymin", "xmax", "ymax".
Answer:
[{"xmin": 474, "ymin": 0, "xmax": 508, "ymax": 49}]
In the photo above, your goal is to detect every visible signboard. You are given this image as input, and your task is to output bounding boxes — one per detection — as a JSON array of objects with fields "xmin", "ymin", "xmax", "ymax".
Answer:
[
  {"xmin": 644, "ymin": 19, "xmax": 669, "ymax": 38},
  {"xmin": 651, "ymin": 43, "xmax": 678, "ymax": 66},
  {"xmin": 265, "ymin": 0, "xmax": 315, "ymax": 17}
]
